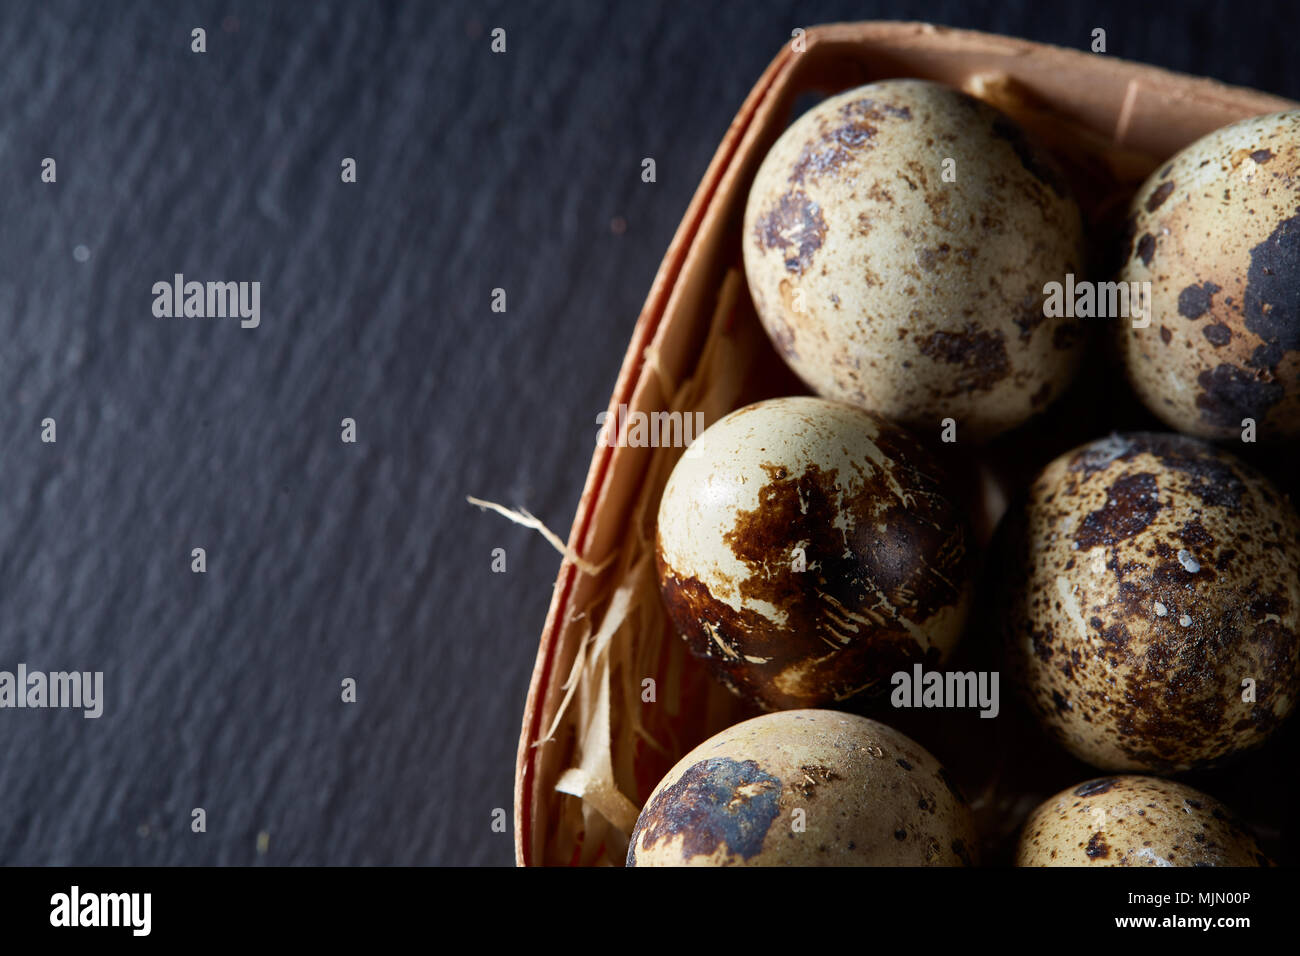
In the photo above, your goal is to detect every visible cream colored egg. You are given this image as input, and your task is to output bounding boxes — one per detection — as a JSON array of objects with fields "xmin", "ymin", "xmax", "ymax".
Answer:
[
  {"xmin": 742, "ymin": 79, "xmax": 1087, "ymax": 441},
  {"xmin": 655, "ymin": 396, "xmax": 972, "ymax": 711},
  {"xmin": 1003, "ymin": 432, "xmax": 1300, "ymax": 771},
  {"xmin": 1116, "ymin": 111, "xmax": 1300, "ymax": 440},
  {"xmin": 1017, "ymin": 776, "xmax": 1269, "ymax": 867},
  {"xmin": 627, "ymin": 710, "xmax": 976, "ymax": 866}
]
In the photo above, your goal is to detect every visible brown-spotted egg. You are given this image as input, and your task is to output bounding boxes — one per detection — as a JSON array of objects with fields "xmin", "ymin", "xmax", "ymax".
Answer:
[
  {"xmin": 627, "ymin": 710, "xmax": 976, "ymax": 866},
  {"xmin": 1003, "ymin": 432, "xmax": 1300, "ymax": 771},
  {"xmin": 1117, "ymin": 111, "xmax": 1300, "ymax": 440},
  {"xmin": 1017, "ymin": 775, "xmax": 1270, "ymax": 867},
  {"xmin": 742, "ymin": 79, "xmax": 1088, "ymax": 441},
  {"xmin": 655, "ymin": 396, "xmax": 973, "ymax": 711}
]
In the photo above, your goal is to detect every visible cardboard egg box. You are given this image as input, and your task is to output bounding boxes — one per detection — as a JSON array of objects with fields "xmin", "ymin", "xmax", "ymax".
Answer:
[{"xmin": 514, "ymin": 21, "xmax": 1299, "ymax": 867}]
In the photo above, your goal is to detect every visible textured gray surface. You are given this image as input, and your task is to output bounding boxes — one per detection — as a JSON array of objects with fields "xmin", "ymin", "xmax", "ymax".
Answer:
[{"xmin": 0, "ymin": 0, "xmax": 1297, "ymax": 866}]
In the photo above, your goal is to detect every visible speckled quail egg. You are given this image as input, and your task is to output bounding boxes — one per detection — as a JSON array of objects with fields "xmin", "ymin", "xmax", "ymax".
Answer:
[
  {"xmin": 742, "ymin": 79, "xmax": 1087, "ymax": 441},
  {"xmin": 1003, "ymin": 432, "xmax": 1300, "ymax": 771},
  {"xmin": 1017, "ymin": 775, "xmax": 1270, "ymax": 867},
  {"xmin": 655, "ymin": 396, "xmax": 973, "ymax": 711},
  {"xmin": 627, "ymin": 710, "xmax": 976, "ymax": 866},
  {"xmin": 1117, "ymin": 111, "xmax": 1300, "ymax": 440}
]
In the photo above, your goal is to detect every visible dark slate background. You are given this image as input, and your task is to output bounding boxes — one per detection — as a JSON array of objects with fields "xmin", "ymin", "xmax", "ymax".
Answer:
[{"xmin": 1, "ymin": 0, "xmax": 1297, "ymax": 867}]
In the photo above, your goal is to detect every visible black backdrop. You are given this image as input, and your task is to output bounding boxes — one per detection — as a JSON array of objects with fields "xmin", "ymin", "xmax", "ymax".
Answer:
[{"xmin": 1, "ymin": 0, "xmax": 1298, "ymax": 867}]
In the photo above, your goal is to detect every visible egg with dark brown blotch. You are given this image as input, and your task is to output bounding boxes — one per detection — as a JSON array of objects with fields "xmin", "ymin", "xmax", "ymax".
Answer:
[
  {"xmin": 1002, "ymin": 432, "xmax": 1300, "ymax": 771},
  {"xmin": 627, "ymin": 710, "xmax": 976, "ymax": 866},
  {"xmin": 1116, "ymin": 111, "xmax": 1300, "ymax": 440},
  {"xmin": 1017, "ymin": 776, "xmax": 1270, "ymax": 867},
  {"xmin": 655, "ymin": 396, "xmax": 973, "ymax": 711},
  {"xmin": 742, "ymin": 79, "xmax": 1087, "ymax": 442}
]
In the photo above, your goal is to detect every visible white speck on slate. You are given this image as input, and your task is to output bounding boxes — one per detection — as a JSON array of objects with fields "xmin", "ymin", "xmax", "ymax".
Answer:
[{"xmin": 73, "ymin": 245, "xmax": 90, "ymax": 262}]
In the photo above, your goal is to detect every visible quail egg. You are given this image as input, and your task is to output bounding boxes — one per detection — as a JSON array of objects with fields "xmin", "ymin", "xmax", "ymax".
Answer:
[
  {"xmin": 1003, "ymin": 432, "xmax": 1300, "ymax": 771},
  {"xmin": 656, "ymin": 396, "xmax": 973, "ymax": 711},
  {"xmin": 627, "ymin": 709, "xmax": 976, "ymax": 866},
  {"xmin": 1116, "ymin": 111, "xmax": 1300, "ymax": 440},
  {"xmin": 742, "ymin": 79, "xmax": 1087, "ymax": 441},
  {"xmin": 1017, "ymin": 775, "xmax": 1270, "ymax": 866}
]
